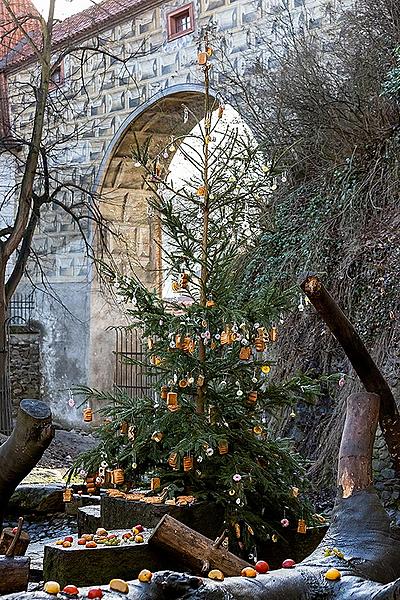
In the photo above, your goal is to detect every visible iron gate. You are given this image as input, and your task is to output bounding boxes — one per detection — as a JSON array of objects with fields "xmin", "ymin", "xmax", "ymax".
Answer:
[
  {"xmin": 0, "ymin": 291, "xmax": 36, "ymax": 434},
  {"xmin": 113, "ymin": 327, "xmax": 155, "ymax": 398}
]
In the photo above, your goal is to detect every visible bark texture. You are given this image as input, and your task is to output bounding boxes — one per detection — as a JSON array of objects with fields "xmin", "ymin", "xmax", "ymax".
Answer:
[{"xmin": 0, "ymin": 399, "xmax": 54, "ymax": 531}]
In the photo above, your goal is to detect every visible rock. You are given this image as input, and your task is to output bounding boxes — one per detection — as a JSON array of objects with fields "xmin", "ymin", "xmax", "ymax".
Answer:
[{"xmin": 8, "ymin": 485, "xmax": 64, "ymax": 514}]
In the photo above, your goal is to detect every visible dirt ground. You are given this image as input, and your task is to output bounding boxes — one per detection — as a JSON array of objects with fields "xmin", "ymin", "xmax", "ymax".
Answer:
[{"xmin": 0, "ymin": 428, "xmax": 98, "ymax": 483}]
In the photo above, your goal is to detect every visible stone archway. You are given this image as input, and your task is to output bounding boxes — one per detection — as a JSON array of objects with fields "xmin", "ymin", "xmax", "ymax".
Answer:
[{"xmin": 88, "ymin": 84, "xmax": 215, "ymax": 395}]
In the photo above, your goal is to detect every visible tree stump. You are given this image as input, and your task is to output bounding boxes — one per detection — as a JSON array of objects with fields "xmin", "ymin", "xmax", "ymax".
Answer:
[{"xmin": 0, "ymin": 399, "xmax": 54, "ymax": 531}]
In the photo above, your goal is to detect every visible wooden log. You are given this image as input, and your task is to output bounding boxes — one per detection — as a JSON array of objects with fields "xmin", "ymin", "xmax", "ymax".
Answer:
[
  {"xmin": 0, "ymin": 517, "xmax": 30, "ymax": 594},
  {"xmin": 0, "ymin": 399, "xmax": 54, "ymax": 531},
  {"xmin": 0, "ymin": 528, "xmax": 30, "ymax": 556},
  {"xmin": 0, "ymin": 556, "xmax": 30, "ymax": 594},
  {"xmin": 300, "ymin": 274, "xmax": 400, "ymax": 474},
  {"xmin": 148, "ymin": 514, "xmax": 251, "ymax": 576}
]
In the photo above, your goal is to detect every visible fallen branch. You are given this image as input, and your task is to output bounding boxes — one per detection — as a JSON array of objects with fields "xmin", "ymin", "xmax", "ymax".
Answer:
[{"xmin": 301, "ymin": 274, "xmax": 400, "ymax": 474}]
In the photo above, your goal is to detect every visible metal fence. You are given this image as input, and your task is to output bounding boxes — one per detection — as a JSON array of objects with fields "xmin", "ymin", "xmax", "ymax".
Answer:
[
  {"xmin": 7, "ymin": 291, "xmax": 35, "ymax": 327},
  {"xmin": 113, "ymin": 327, "xmax": 155, "ymax": 398}
]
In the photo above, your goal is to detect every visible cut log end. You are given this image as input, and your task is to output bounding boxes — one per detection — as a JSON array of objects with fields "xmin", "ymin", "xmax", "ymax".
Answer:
[
  {"xmin": 301, "ymin": 274, "xmax": 322, "ymax": 295},
  {"xmin": 20, "ymin": 400, "xmax": 51, "ymax": 421}
]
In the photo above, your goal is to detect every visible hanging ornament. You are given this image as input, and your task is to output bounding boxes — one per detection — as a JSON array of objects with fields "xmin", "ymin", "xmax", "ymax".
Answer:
[
  {"xmin": 112, "ymin": 468, "xmax": 125, "ymax": 485},
  {"xmin": 291, "ymin": 486, "xmax": 300, "ymax": 498},
  {"xmin": 86, "ymin": 476, "xmax": 96, "ymax": 495},
  {"xmin": 290, "ymin": 410, "xmax": 296, "ymax": 418},
  {"xmin": 247, "ymin": 391, "xmax": 258, "ymax": 406},
  {"xmin": 151, "ymin": 477, "xmax": 161, "ymax": 491},
  {"xmin": 254, "ymin": 337, "xmax": 266, "ymax": 352},
  {"xmin": 168, "ymin": 452, "xmax": 178, "ymax": 468},
  {"xmin": 239, "ymin": 346, "xmax": 252, "ymax": 360},
  {"xmin": 206, "ymin": 46, "xmax": 213, "ymax": 56},
  {"xmin": 234, "ymin": 523, "xmax": 241, "ymax": 539},
  {"xmin": 205, "ymin": 446, "xmax": 214, "ymax": 457},
  {"xmin": 83, "ymin": 406, "xmax": 93, "ymax": 422},
  {"xmin": 196, "ymin": 185, "xmax": 206, "ymax": 196},
  {"xmin": 128, "ymin": 425, "xmax": 136, "ymax": 441},
  {"xmin": 281, "ymin": 508, "xmax": 289, "ymax": 527},
  {"xmin": 272, "ymin": 534, "xmax": 278, "ymax": 543},
  {"xmin": 269, "ymin": 326, "xmax": 278, "ymax": 342},
  {"xmin": 151, "ymin": 431, "xmax": 164, "ymax": 442},
  {"xmin": 147, "ymin": 337, "xmax": 154, "ymax": 350},
  {"xmin": 298, "ymin": 295, "xmax": 305, "ymax": 312},
  {"xmin": 261, "ymin": 365, "xmax": 271, "ymax": 374},
  {"xmin": 198, "ymin": 51, "xmax": 208, "ymax": 65},
  {"xmin": 120, "ymin": 421, "xmax": 128, "ymax": 435},
  {"xmin": 161, "ymin": 385, "xmax": 168, "ymax": 400},
  {"xmin": 229, "ymin": 489, "xmax": 236, "ymax": 496},
  {"xmin": 151, "ymin": 355, "xmax": 162, "ymax": 366},
  {"xmin": 63, "ymin": 488, "xmax": 73, "ymax": 503},
  {"xmin": 183, "ymin": 455, "xmax": 194, "ymax": 472},
  {"xmin": 218, "ymin": 440, "xmax": 229, "ymax": 455},
  {"xmin": 180, "ymin": 273, "xmax": 189, "ymax": 289},
  {"xmin": 206, "ymin": 295, "xmax": 215, "ymax": 308},
  {"xmin": 253, "ymin": 425, "xmax": 263, "ymax": 435},
  {"xmin": 167, "ymin": 391, "xmax": 178, "ymax": 408},
  {"xmin": 179, "ymin": 378, "xmax": 188, "ymax": 388},
  {"xmin": 171, "ymin": 280, "xmax": 181, "ymax": 292},
  {"xmin": 297, "ymin": 519, "xmax": 307, "ymax": 534}
]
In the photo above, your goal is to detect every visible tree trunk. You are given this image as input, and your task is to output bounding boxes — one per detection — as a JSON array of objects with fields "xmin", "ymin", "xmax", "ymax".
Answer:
[
  {"xmin": 0, "ymin": 399, "xmax": 54, "ymax": 531},
  {"xmin": 300, "ymin": 274, "xmax": 400, "ymax": 474},
  {"xmin": 0, "ymin": 261, "xmax": 12, "ymax": 435},
  {"xmin": 3, "ymin": 393, "xmax": 400, "ymax": 599}
]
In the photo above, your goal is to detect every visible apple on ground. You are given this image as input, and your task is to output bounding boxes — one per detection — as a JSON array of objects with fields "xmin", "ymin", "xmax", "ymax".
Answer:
[
  {"xmin": 255, "ymin": 560, "xmax": 269, "ymax": 574},
  {"xmin": 64, "ymin": 536, "xmax": 74, "ymax": 543}
]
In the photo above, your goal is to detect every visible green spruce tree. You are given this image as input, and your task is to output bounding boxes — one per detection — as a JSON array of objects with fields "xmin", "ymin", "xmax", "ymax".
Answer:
[{"xmin": 73, "ymin": 33, "xmax": 333, "ymax": 555}]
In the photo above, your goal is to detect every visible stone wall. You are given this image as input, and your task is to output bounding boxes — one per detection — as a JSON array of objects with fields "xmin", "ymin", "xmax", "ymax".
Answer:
[{"xmin": 9, "ymin": 329, "xmax": 42, "ymax": 413}]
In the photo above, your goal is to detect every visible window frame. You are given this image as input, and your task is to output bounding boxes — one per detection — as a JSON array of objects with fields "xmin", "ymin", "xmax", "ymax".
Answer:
[{"xmin": 167, "ymin": 3, "xmax": 195, "ymax": 41}]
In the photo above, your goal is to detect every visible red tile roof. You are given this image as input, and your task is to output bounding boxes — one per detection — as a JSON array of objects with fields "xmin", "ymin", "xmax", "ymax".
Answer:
[{"xmin": 1, "ymin": 0, "xmax": 156, "ymax": 71}]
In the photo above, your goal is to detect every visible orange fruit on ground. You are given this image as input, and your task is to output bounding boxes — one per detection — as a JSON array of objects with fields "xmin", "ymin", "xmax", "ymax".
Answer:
[{"xmin": 241, "ymin": 567, "xmax": 257, "ymax": 578}]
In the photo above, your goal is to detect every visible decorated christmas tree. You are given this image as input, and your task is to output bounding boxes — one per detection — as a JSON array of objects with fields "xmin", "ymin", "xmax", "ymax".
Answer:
[{"xmin": 72, "ymin": 33, "xmax": 334, "ymax": 555}]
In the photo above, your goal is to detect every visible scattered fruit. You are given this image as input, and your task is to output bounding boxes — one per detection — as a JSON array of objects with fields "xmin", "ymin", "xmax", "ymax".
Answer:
[
  {"xmin": 109, "ymin": 579, "xmax": 129, "ymax": 593},
  {"xmin": 55, "ymin": 540, "xmax": 64, "ymax": 545},
  {"xmin": 241, "ymin": 567, "xmax": 257, "ymax": 578},
  {"xmin": 86, "ymin": 541, "xmax": 97, "ymax": 548},
  {"xmin": 132, "ymin": 527, "xmax": 139, "ymax": 535},
  {"xmin": 96, "ymin": 528, "xmax": 108, "ymax": 536},
  {"xmin": 208, "ymin": 569, "xmax": 224, "ymax": 581},
  {"xmin": 135, "ymin": 534, "xmax": 144, "ymax": 543},
  {"xmin": 62, "ymin": 541, "xmax": 72, "ymax": 548},
  {"xmin": 138, "ymin": 569, "xmax": 153, "ymax": 583},
  {"xmin": 255, "ymin": 560, "xmax": 269, "ymax": 574},
  {"xmin": 325, "ymin": 568, "xmax": 341, "ymax": 581},
  {"xmin": 77, "ymin": 538, "xmax": 86, "ymax": 545},
  {"xmin": 63, "ymin": 584, "xmax": 79, "ymax": 596},
  {"xmin": 122, "ymin": 532, "xmax": 132, "ymax": 539},
  {"xmin": 107, "ymin": 534, "xmax": 117, "ymax": 540},
  {"xmin": 44, "ymin": 581, "xmax": 61, "ymax": 594},
  {"xmin": 282, "ymin": 559, "xmax": 296, "ymax": 568},
  {"xmin": 87, "ymin": 588, "xmax": 104, "ymax": 599},
  {"xmin": 134, "ymin": 524, "xmax": 144, "ymax": 533},
  {"xmin": 82, "ymin": 534, "xmax": 93, "ymax": 541},
  {"xmin": 64, "ymin": 536, "xmax": 74, "ymax": 543}
]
